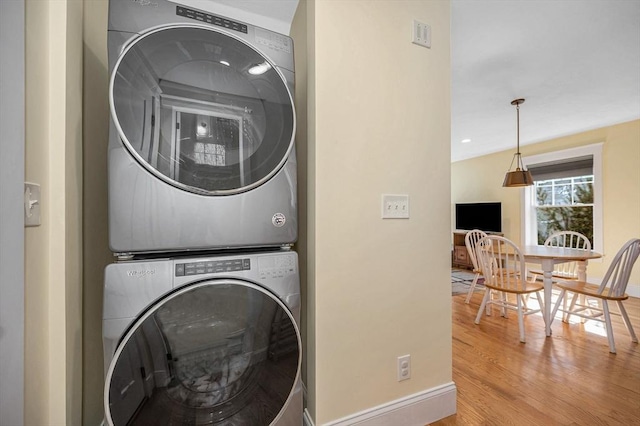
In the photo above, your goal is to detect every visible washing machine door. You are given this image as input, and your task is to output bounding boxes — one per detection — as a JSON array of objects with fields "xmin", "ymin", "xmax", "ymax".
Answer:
[
  {"xmin": 110, "ymin": 25, "xmax": 295, "ymax": 195},
  {"xmin": 104, "ymin": 279, "xmax": 301, "ymax": 426}
]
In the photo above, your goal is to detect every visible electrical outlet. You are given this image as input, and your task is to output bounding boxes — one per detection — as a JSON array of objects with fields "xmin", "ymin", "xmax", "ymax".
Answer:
[
  {"xmin": 382, "ymin": 194, "xmax": 410, "ymax": 219},
  {"xmin": 412, "ymin": 20, "xmax": 431, "ymax": 48},
  {"xmin": 397, "ymin": 354, "xmax": 411, "ymax": 381}
]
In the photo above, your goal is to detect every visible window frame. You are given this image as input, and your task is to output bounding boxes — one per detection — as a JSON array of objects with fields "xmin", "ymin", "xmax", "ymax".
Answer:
[{"xmin": 521, "ymin": 143, "xmax": 603, "ymax": 253}]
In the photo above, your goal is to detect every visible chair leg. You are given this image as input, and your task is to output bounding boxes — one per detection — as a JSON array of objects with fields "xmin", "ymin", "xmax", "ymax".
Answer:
[
  {"xmin": 517, "ymin": 294, "xmax": 525, "ymax": 343},
  {"xmin": 579, "ymin": 294, "xmax": 587, "ymax": 323},
  {"xmin": 551, "ymin": 289, "xmax": 565, "ymax": 323},
  {"xmin": 486, "ymin": 289, "xmax": 494, "ymax": 315},
  {"xmin": 521, "ymin": 293, "xmax": 530, "ymax": 310},
  {"xmin": 617, "ymin": 301, "xmax": 639, "ymax": 343},
  {"xmin": 602, "ymin": 300, "xmax": 616, "ymax": 354},
  {"xmin": 465, "ymin": 273, "xmax": 479, "ymax": 304},
  {"xmin": 535, "ymin": 291, "xmax": 544, "ymax": 315},
  {"xmin": 500, "ymin": 292, "xmax": 508, "ymax": 318},
  {"xmin": 475, "ymin": 289, "xmax": 491, "ymax": 325},
  {"xmin": 565, "ymin": 291, "xmax": 579, "ymax": 323}
]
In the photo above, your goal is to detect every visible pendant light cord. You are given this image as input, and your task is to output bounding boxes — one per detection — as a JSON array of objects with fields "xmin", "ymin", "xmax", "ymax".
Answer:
[
  {"xmin": 512, "ymin": 98, "xmax": 525, "ymax": 170},
  {"xmin": 516, "ymin": 102, "xmax": 521, "ymax": 155}
]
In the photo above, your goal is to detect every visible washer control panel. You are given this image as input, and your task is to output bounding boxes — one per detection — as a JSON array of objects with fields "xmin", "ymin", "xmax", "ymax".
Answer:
[
  {"xmin": 175, "ymin": 258, "xmax": 250, "ymax": 276},
  {"xmin": 258, "ymin": 254, "xmax": 296, "ymax": 279}
]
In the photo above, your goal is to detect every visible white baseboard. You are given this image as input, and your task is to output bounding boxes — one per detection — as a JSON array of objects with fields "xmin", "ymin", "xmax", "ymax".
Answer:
[{"xmin": 306, "ymin": 382, "xmax": 456, "ymax": 426}]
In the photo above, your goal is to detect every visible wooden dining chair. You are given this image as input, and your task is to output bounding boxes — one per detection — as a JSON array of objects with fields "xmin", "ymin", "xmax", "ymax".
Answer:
[
  {"xmin": 550, "ymin": 238, "xmax": 640, "ymax": 354},
  {"xmin": 529, "ymin": 230, "xmax": 592, "ymax": 281},
  {"xmin": 463, "ymin": 229, "xmax": 488, "ymax": 303},
  {"xmin": 474, "ymin": 236, "xmax": 545, "ymax": 343}
]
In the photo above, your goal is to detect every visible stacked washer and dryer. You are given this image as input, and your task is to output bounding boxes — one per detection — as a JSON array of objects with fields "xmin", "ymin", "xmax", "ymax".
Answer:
[{"xmin": 102, "ymin": 0, "xmax": 302, "ymax": 424}]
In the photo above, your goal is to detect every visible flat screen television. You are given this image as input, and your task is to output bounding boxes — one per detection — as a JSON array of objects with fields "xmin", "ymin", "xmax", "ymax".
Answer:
[{"xmin": 455, "ymin": 202, "xmax": 502, "ymax": 233}]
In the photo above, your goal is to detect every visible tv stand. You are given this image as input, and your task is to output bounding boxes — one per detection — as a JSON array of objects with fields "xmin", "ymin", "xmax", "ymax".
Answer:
[{"xmin": 451, "ymin": 230, "xmax": 503, "ymax": 269}]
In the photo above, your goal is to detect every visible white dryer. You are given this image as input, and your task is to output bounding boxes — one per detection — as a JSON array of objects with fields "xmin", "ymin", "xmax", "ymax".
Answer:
[
  {"xmin": 107, "ymin": 0, "xmax": 298, "ymax": 255},
  {"xmin": 103, "ymin": 250, "xmax": 302, "ymax": 425}
]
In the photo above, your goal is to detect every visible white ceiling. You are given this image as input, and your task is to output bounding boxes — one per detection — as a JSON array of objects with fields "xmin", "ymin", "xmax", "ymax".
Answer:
[{"xmin": 451, "ymin": 0, "xmax": 640, "ymax": 162}]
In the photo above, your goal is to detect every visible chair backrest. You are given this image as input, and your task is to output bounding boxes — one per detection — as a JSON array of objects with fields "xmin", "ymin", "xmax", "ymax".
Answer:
[
  {"xmin": 475, "ymin": 235, "xmax": 528, "ymax": 291},
  {"xmin": 465, "ymin": 229, "xmax": 488, "ymax": 271},
  {"xmin": 544, "ymin": 231, "xmax": 591, "ymax": 278},
  {"xmin": 545, "ymin": 231, "xmax": 591, "ymax": 250},
  {"xmin": 599, "ymin": 238, "xmax": 640, "ymax": 298}
]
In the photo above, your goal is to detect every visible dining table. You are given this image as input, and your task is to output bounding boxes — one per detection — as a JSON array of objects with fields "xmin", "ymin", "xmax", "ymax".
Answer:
[{"xmin": 521, "ymin": 245, "xmax": 603, "ymax": 336}]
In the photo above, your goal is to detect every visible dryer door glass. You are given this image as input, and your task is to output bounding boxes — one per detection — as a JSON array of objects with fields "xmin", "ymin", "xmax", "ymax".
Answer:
[
  {"xmin": 105, "ymin": 280, "xmax": 301, "ymax": 425},
  {"xmin": 110, "ymin": 26, "xmax": 295, "ymax": 195}
]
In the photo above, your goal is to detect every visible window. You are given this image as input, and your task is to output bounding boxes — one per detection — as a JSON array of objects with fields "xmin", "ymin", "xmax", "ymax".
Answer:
[
  {"xmin": 522, "ymin": 144, "xmax": 603, "ymax": 253},
  {"xmin": 534, "ymin": 175, "xmax": 594, "ymax": 244}
]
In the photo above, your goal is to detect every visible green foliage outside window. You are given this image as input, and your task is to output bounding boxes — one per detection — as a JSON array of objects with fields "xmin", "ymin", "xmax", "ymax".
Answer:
[{"xmin": 535, "ymin": 177, "xmax": 594, "ymax": 245}]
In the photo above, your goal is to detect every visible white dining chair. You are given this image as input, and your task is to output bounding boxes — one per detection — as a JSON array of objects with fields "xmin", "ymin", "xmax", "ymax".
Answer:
[
  {"xmin": 474, "ymin": 236, "xmax": 545, "ymax": 343},
  {"xmin": 530, "ymin": 230, "xmax": 592, "ymax": 282},
  {"xmin": 528, "ymin": 230, "xmax": 592, "ymax": 318},
  {"xmin": 550, "ymin": 238, "xmax": 640, "ymax": 353},
  {"xmin": 463, "ymin": 229, "xmax": 488, "ymax": 304}
]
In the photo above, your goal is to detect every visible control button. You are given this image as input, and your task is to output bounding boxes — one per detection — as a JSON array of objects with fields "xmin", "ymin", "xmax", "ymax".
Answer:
[
  {"xmin": 184, "ymin": 263, "xmax": 197, "ymax": 273},
  {"xmin": 175, "ymin": 264, "xmax": 185, "ymax": 276}
]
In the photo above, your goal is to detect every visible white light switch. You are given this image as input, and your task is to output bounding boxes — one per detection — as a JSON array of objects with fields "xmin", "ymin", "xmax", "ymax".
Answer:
[
  {"xmin": 24, "ymin": 182, "xmax": 41, "ymax": 227},
  {"xmin": 382, "ymin": 194, "xmax": 410, "ymax": 219}
]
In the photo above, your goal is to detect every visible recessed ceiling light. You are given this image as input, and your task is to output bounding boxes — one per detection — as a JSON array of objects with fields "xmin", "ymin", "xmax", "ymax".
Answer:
[{"xmin": 461, "ymin": 139, "xmax": 471, "ymax": 143}]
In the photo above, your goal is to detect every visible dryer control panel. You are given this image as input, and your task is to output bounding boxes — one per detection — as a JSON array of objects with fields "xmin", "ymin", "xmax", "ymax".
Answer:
[{"xmin": 176, "ymin": 6, "xmax": 248, "ymax": 34}]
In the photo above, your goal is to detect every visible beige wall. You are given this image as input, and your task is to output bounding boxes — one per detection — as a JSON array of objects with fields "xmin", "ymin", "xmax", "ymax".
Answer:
[
  {"xmin": 452, "ymin": 119, "xmax": 640, "ymax": 296},
  {"xmin": 24, "ymin": 0, "xmax": 84, "ymax": 424},
  {"xmin": 307, "ymin": 0, "xmax": 452, "ymax": 423}
]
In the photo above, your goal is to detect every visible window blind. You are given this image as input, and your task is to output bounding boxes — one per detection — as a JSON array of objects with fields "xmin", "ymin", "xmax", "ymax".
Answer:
[{"xmin": 528, "ymin": 155, "xmax": 593, "ymax": 181}]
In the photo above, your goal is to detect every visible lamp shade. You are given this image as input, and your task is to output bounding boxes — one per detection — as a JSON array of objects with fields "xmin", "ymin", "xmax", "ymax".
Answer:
[{"xmin": 503, "ymin": 168, "xmax": 534, "ymax": 187}]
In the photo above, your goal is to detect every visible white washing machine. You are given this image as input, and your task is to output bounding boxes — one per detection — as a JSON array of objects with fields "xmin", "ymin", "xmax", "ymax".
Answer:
[
  {"xmin": 103, "ymin": 250, "xmax": 302, "ymax": 425},
  {"xmin": 107, "ymin": 0, "xmax": 298, "ymax": 256}
]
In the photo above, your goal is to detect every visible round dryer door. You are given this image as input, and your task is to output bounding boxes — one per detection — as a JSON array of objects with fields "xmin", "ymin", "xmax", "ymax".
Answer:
[
  {"xmin": 104, "ymin": 280, "xmax": 301, "ymax": 426},
  {"xmin": 110, "ymin": 25, "xmax": 295, "ymax": 195}
]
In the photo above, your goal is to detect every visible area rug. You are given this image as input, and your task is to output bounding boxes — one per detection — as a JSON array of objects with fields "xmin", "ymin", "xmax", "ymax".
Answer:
[{"xmin": 451, "ymin": 268, "xmax": 485, "ymax": 296}]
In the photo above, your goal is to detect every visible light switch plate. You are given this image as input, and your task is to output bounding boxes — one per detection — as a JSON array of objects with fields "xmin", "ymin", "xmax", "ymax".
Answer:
[
  {"xmin": 382, "ymin": 194, "xmax": 410, "ymax": 219},
  {"xmin": 24, "ymin": 182, "xmax": 41, "ymax": 227}
]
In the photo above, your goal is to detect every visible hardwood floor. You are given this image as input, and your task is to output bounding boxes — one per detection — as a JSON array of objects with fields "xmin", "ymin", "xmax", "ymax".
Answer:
[{"xmin": 431, "ymin": 290, "xmax": 640, "ymax": 425}]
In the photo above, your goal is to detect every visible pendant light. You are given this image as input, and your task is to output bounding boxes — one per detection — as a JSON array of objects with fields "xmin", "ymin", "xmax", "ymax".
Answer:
[{"xmin": 503, "ymin": 98, "xmax": 534, "ymax": 187}]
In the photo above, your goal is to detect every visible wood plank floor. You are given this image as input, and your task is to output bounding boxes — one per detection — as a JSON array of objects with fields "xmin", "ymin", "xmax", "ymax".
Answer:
[{"xmin": 431, "ymin": 290, "xmax": 640, "ymax": 425}]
